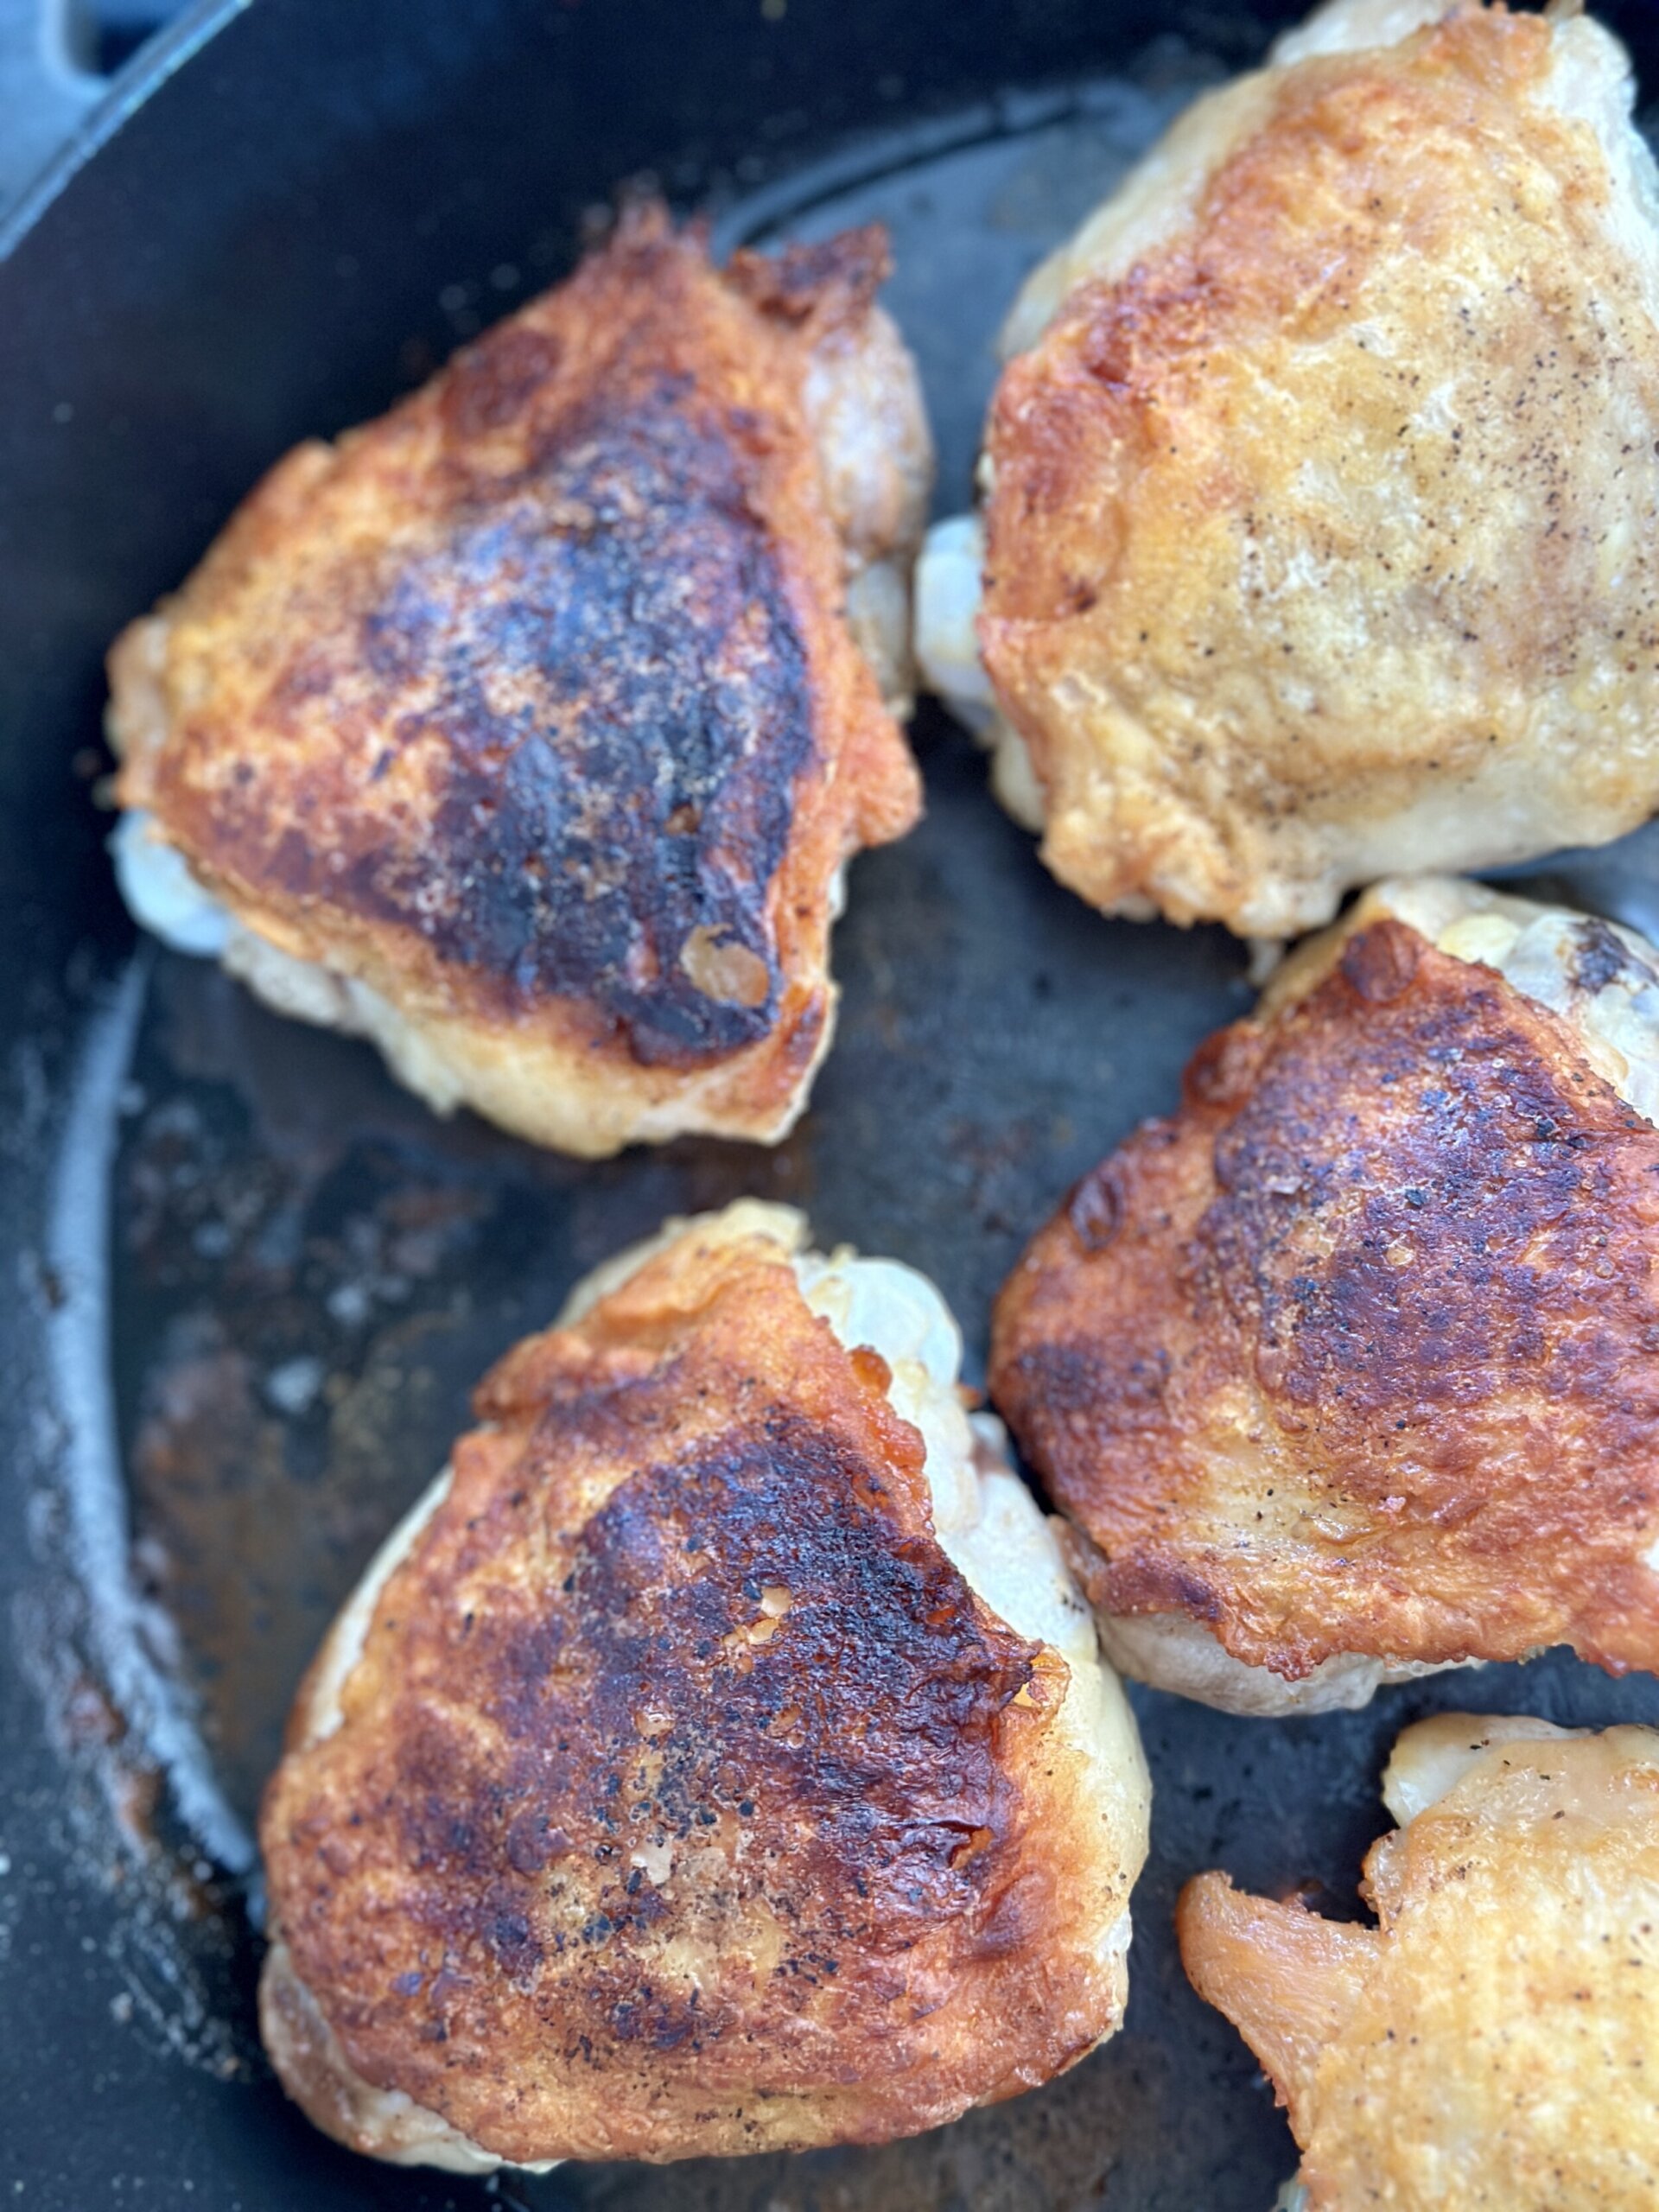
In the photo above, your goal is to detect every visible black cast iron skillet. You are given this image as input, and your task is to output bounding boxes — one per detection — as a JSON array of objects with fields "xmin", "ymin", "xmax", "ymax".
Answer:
[{"xmin": 5, "ymin": 2, "xmax": 1659, "ymax": 2204}]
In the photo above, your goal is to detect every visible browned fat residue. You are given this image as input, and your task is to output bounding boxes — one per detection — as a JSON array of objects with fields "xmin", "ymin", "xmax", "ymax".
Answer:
[{"xmin": 1570, "ymin": 917, "xmax": 1650, "ymax": 998}]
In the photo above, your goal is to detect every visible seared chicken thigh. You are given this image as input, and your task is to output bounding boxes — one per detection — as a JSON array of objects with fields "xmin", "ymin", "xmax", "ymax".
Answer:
[
  {"xmin": 110, "ymin": 208, "xmax": 930, "ymax": 1155},
  {"xmin": 991, "ymin": 878, "xmax": 1659, "ymax": 1713},
  {"xmin": 260, "ymin": 1203, "xmax": 1150, "ymax": 2170},
  {"xmin": 1180, "ymin": 1716, "xmax": 1659, "ymax": 2211},
  {"xmin": 918, "ymin": 0, "xmax": 1659, "ymax": 937}
]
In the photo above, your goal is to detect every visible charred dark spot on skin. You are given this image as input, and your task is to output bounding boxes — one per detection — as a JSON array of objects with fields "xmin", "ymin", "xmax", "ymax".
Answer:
[
  {"xmin": 1007, "ymin": 1339, "xmax": 1173, "ymax": 1462},
  {"xmin": 474, "ymin": 1411, "xmax": 1039, "ymax": 1922},
  {"xmin": 283, "ymin": 378, "xmax": 815, "ymax": 1066},
  {"xmin": 505, "ymin": 1811, "xmax": 571, "ymax": 1875},
  {"xmin": 1067, "ymin": 1162, "xmax": 1122, "ymax": 1255},
  {"xmin": 1167, "ymin": 1568, "xmax": 1224, "ymax": 1623},
  {"xmin": 486, "ymin": 1891, "xmax": 544, "ymax": 1986},
  {"xmin": 1571, "ymin": 917, "xmax": 1647, "ymax": 998},
  {"xmin": 1205, "ymin": 939, "xmax": 1657, "ymax": 1438}
]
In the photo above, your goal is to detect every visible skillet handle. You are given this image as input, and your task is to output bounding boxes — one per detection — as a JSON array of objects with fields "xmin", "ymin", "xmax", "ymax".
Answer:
[{"xmin": 0, "ymin": 0, "xmax": 104, "ymax": 217}]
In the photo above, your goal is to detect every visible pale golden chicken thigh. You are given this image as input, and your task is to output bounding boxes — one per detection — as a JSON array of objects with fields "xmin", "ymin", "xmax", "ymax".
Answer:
[
  {"xmin": 1180, "ymin": 1715, "xmax": 1659, "ymax": 2212},
  {"xmin": 992, "ymin": 877, "xmax": 1659, "ymax": 1713},
  {"xmin": 918, "ymin": 0, "xmax": 1659, "ymax": 937},
  {"xmin": 110, "ymin": 208, "xmax": 930, "ymax": 1155},
  {"xmin": 260, "ymin": 1202, "xmax": 1150, "ymax": 2171}
]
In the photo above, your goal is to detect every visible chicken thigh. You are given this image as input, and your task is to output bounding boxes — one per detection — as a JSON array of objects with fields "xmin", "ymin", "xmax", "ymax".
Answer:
[
  {"xmin": 260, "ymin": 1202, "xmax": 1150, "ymax": 2170},
  {"xmin": 1180, "ymin": 1715, "xmax": 1659, "ymax": 2211},
  {"xmin": 991, "ymin": 877, "xmax": 1659, "ymax": 1713},
  {"xmin": 110, "ymin": 207, "xmax": 930, "ymax": 1155},
  {"xmin": 917, "ymin": 0, "xmax": 1659, "ymax": 937}
]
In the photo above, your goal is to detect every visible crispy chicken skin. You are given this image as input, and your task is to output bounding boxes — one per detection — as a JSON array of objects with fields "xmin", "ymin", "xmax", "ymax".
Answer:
[
  {"xmin": 990, "ymin": 878, "xmax": 1659, "ymax": 1714},
  {"xmin": 917, "ymin": 0, "xmax": 1659, "ymax": 937},
  {"xmin": 109, "ymin": 208, "xmax": 928, "ymax": 1156},
  {"xmin": 1179, "ymin": 1716, "xmax": 1659, "ymax": 2210},
  {"xmin": 259, "ymin": 1203, "xmax": 1150, "ymax": 2170}
]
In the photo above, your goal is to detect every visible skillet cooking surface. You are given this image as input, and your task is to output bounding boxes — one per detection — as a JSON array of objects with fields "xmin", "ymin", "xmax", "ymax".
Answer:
[{"xmin": 6, "ymin": 2, "xmax": 1659, "ymax": 2204}]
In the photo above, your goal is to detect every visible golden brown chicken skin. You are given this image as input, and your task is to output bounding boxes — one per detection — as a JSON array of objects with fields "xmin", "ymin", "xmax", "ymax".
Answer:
[
  {"xmin": 919, "ymin": 0, "xmax": 1659, "ymax": 937},
  {"xmin": 1179, "ymin": 1715, "xmax": 1659, "ymax": 2212},
  {"xmin": 991, "ymin": 884, "xmax": 1659, "ymax": 1713},
  {"xmin": 260, "ymin": 1205, "xmax": 1149, "ymax": 2170},
  {"xmin": 110, "ymin": 208, "xmax": 926, "ymax": 1155}
]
